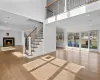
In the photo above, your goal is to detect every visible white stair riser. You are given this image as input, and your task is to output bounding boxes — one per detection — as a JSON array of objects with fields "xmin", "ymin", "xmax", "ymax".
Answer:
[
  {"xmin": 32, "ymin": 39, "xmax": 42, "ymax": 42},
  {"xmin": 37, "ymin": 33, "xmax": 43, "ymax": 35}
]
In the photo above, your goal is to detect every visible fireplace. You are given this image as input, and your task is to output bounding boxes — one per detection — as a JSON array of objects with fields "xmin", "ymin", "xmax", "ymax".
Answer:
[{"xmin": 3, "ymin": 37, "xmax": 15, "ymax": 47}]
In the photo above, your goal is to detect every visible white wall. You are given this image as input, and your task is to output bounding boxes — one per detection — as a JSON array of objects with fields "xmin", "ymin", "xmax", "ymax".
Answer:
[
  {"xmin": 22, "ymin": 31, "xmax": 25, "ymax": 53},
  {"xmin": 56, "ymin": 42, "xmax": 65, "ymax": 47},
  {"xmin": 43, "ymin": 24, "xmax": 56, "ymax": 54},
  {"xmin": 65, "ymin": 24, "xmax": 100, "ymax": 32},
  {"xmin": 0, "ymin": 0, "xmax": 46, "ymax": 22},
  {"xmin": 0, "ymin": 30, "xmax": 22, "ymax": 46}
]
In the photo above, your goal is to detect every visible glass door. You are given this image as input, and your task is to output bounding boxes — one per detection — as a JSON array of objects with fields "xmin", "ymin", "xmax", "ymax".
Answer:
[
  {"xmin": 89, "ymin": 30, "xmax": 98, "ymax": 51},
  {"xmin": 67, "ymin": 30, "xmax": 99, "ymax": 52},
  {"xmin": 81, "ymin": 32, "xmax": 89, "ymax": 49}
]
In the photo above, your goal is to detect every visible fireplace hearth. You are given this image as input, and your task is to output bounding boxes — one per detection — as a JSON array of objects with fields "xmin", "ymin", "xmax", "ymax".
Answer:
[{"xmin": 3, "ymin": 37, "xmax": 15, "ymax": 47}]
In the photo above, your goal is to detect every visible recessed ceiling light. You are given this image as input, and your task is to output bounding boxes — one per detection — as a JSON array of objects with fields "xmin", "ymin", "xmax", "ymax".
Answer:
[
  {"xmin": 87, "ymin": 14, "xmax": 90, "ymax": 16},
  {"xmin": 5, "ymin": 21, "xmax": 7, "ymax": 23}
]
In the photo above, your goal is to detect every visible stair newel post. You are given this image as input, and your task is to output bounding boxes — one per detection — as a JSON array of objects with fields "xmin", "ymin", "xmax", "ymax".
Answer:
[{"xmin": 28, "ymin": 37, "xmax": 32, "ymax": 55}]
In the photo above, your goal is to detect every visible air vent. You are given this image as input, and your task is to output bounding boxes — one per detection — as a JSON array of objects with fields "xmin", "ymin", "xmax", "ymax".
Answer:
[
  {"xmin": 27, "ymin": 19, "xmax": 37, "ymax": 23},
  {"xmin": 27, "ymin": 19, "xmax": 43, "ymax": 24}
]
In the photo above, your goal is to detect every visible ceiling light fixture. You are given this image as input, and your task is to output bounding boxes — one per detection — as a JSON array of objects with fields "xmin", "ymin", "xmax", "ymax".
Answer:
[
  {"xmin": 87, "ymin": 14, "xmax": 90, "ymax": 16},
  {"xmin": 90, "ymin": 24, "xmax": 92, "ymax": 25},
  {"xmin": 5, "ymin": 21, "xmax": 8, "ymax": 23}
]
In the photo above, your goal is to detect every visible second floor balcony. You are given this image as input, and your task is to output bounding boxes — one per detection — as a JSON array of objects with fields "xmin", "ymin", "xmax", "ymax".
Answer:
[{"xmin": 46, "ymin": 0, "xmax": 99, "ymax": 19}]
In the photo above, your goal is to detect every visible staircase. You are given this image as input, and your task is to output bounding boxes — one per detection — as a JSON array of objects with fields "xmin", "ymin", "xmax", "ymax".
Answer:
[{"xmin": 25, "ymin": 27, "xmax": 43, "ymax": 56}]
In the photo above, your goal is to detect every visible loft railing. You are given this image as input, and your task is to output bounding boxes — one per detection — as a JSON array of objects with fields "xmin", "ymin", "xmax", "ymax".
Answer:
[
  {"xmin": 67, "ymin": 0, "xmax": 99, "ymax": 11},
  {"xmin": 26, "ymin": 27, "xmax": 37, "ymax": 38},
  {"xmin": 31, "ymin": 26, "xmax": 43, "ymax": 39},
  {"xmin": 46, "ymin": 0, "xmax": 99, "ymax": 18},
  {"xmin": 25, "ymin": 27, "xmax": 37, "ymax": 50},
  {"xmin": 46, "ymin": 0, "xmax": 65, "ymax": 18}
]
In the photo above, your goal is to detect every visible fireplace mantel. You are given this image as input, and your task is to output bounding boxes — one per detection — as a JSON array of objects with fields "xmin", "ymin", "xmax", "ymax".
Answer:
[{"xmin": 3, "ymin": 37, "xmax": 15, "ymax": 47}]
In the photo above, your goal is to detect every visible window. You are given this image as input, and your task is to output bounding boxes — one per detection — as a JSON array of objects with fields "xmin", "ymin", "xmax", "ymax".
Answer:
[
  {"xmin": 56, "ymin": 32, "xmax": 64, "ymax": 42},
  {"xmin": 73, "ymin": 33, "xmax": 79, "ymax": 47},
  {"xmin": 68, "ymin": 33, "xmax": 74, "ymax": 47}
]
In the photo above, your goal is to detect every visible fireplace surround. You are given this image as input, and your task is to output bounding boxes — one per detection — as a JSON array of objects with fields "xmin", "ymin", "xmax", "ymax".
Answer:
[{"xmin": 3, "ymin": 37, "xmax": 15, "ymax": 47}]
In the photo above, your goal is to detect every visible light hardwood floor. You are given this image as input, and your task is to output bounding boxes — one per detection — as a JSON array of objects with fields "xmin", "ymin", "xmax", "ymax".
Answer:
[{"xmin": 0, "ymin": 46, "xmax": 100, "ymax": 80}]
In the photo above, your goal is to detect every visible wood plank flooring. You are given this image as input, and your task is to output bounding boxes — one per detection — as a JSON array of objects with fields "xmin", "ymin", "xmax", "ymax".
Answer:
[{"xmin": 0, "ymin": 46, "xmax": 100, "ymax": 80}]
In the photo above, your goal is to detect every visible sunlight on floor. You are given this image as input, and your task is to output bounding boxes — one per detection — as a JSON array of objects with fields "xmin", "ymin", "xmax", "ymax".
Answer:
[
  {"xmin": 23, "ymin": 55, "xmax": 85, "ymax": 80},
  {"xmin": 53, "ymin": 70, "xmax": 75, "ymax": 80},
  {"xmin": 1, "ymin": 47, "xmax": 15, "ymax": 51},
  {"xmin": 31, "ymin": 63, "xmax": 59, "ymax": 80},
  {"xmin": 23, "ymin": 59, "xmax": 46, "ymax": 71},
  {"xmin": 12, "ymin": 52, "xmax": 23, "ymax": 58}
]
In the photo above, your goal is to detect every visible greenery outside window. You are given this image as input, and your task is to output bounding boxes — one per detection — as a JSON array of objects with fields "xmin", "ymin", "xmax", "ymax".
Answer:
[{"xmin": 89, "ymin": 31, "xmax": 98, "ymax": 49}]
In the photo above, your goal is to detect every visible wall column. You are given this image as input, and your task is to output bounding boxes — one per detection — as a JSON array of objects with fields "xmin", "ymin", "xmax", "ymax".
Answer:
[
  {"xmin": 28, "ymin": 37, "xmax": 32, "ymax": 55},
  {"xmin": 22, "ymin": 31, "xmax": 25, "ymax": 54},
  {"xmin": 64, "ymin": 0, "xmax": 67, "ymax": 12}
]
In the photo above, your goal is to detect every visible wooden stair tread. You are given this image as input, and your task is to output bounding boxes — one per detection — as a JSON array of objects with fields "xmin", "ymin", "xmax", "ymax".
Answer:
[
  {"xmin": 31, "ymin": 50, "xmax": 35, "ymax": 52},
  {"xmin": 35, "ymin": 38, "xmax": 44, "ymax": 39},
  {"xmin": 39, "ymin": 33, "xmax": 43, "ymax": 34},
  {"xmin": 31, "ymin": 47, "xmax": 38, "ymax": 48},
  {"xmin": 39, "ymin": 32, "xmax": 43, "ymax": 33},
  {"xmin": 34, "ymin": 41, "xmax": 42, "ymax": 42},
  {"xmin": 31, "ymin": 43, "xmax": 40, "ymax": 45}
]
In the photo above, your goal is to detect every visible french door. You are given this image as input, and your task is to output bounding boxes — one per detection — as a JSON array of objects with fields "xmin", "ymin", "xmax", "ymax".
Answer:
[{"xmin": 67, "ymin": 30, "xmax": 99, "ymax": 52}]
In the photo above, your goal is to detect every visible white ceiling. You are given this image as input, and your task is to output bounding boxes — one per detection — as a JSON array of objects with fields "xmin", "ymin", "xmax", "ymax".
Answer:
[
  {"xmin": 47, "ymin": 9, "xmax": 100, "ymax": 29},
  {"xmin": 0, "ymin": 10, "xmax": 42, "ymax": 31}
]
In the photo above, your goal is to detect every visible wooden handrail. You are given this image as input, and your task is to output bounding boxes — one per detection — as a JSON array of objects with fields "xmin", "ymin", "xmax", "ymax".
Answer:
[
  {"xmin": 45, "ymin": 0, "xmax": 57, "ymax": 8},
  {"xmin": 31, "ymin": 27, "xmax": 43, "ymax": 38},
  {"xmin": 26, "ymin": 27, "xmax": 37, "ymax": 38}
]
